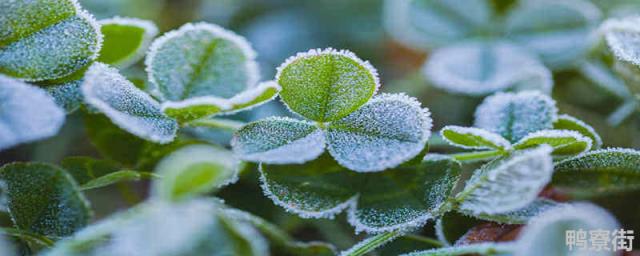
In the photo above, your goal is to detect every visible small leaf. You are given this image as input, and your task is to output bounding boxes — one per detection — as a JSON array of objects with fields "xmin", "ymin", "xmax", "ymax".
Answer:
[
  {"xmin": 146, "ymin": 22, "xmax": 259, "ymax": 101},
  {"xmin": 0, "ymin": 75, "xmax": 65, "ymax": 151},
  {"xmin": 81, "ymin": 63, "xmax": 178, "ymax": 143},
  {"xmin": 97, "ymin": 17, "xmax": 158, "ymax": 68},
  {"xmin": 474, "ymin": 91, "xmax": 558, "ymax": 142},
  {"xmin": 399, "ymin": 242, "xmax": 515, "ymax": 256},
  {"xmin": 435, "ymin": 212, "xmax": 482, "ymax": 246},
  {"xmin": 326, "ymin": 93, "xmax": 432, "ymax": 172},
  {"xmin": 553, "ymin": 114, "xmax": 603, "ymax": 149},
  {"xmin": 276, "ymin": 48, "xmax": 380, "ymax": 122},
  {"xmin": 0, "ymin": 162, "xmax": 91, "ymax": 237},
  {"xmin": 505, "ymin": 0, "xmax": 601, "ymax": 69},
  {"xmin": 231, "ymin": 117, "xmax": 325, "ymax": 164},
  {"xmin": 440, "ymin": 125, "xmax": 511, "ymax": 151},
  {"xmin": 225, "ymin": 80, "xmax": 281, "ymax": 114},
  {"xmin": 161, "ymin": 96, "xmax": 232, "ymax": 124},
  {"xmin": 461, "ymin": 199, "xmax": 560, "ymax": 225},
  {"xmin": 424, "ymin": 41, "xmax": 552, "ymax": 96},
  {"xmin": 45, "ymin": 79, "xmax": 83, "ymax": 113},
  {"xmin": 152, "ymin": 144, "xmax": 240, "ymax": 201},
  {"xmin": 80, "ymin": 170, "xmax": 155, "ymax": 191},
  {"xmin": 61, "ymin": 156, "xmax": 122, "ymax": 184},
  {"xmin": 513, "ymin": 130, "xmax": 592, "ymax": 156},
  {"xmin": 552, "ymin": 148, "xmax": 640, "ymax": 197},
  {"xmin": 0, "ymin": 1, "xmax": 102, "ymax": 81},
  {"xmin": 602, "ymin": 16, "xmax": 640, "ymax": 67},
  {"xmin": 456, "ymin": 145, "xmax": 554, "ymax": 215}
]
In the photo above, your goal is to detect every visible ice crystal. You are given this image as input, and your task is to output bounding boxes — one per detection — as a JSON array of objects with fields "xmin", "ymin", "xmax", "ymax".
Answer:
[{"xmin": 46, "ymin": 79, "xmax": 83, "ymax": 113}]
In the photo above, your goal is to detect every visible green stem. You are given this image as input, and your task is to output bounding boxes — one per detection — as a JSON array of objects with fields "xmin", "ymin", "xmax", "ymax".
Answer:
[
  {"xmin": 186, "ymin": 118, "xmax": 245, "ymax": 132},
  {"xmin": 450, "ymin": 150, "xmax": 503, "ymax": 162},
  {"xmin": 403, "ymin": 234, "xmax": 444, "ymax": 248},
  {"xmin": 0, "ymin": 227, "xmax": 55, "ymax": 247},
  {"xmin": 340, "ymin": 231, "xmax": 401, "ymax": 256}
]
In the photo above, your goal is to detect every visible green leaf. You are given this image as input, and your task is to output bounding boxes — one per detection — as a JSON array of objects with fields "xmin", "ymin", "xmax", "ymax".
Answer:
[
  {"xmin": 456, "ymin": 145, "xmax": 554, "ymax": 215},
  {"xmin": 45, "ymin": 79, "xmax": 84, "ymax": 113},
  {"xmin": 435, "ymin": 212, "xmax": 482, "ymax": 246},
  {"xmin": 83, "ymin": 113, "xmax": 146, "ymax": 166},
  {"xmin": 460, "ymin": 199, "xmax": 560, "ymax": 225},
  {"xmin": 260, "ymin": 154, "xmax": 461, "ymax": 233},
  {"xmin": 0, "ymin": 0, "xmax": 102, "ymax": 81},
  {"xmin": 340, "ymin": 231, "xmax": 401, "ymax": 256},
  {"xmin": 61, "ymin": 156, "xmax": 122, "ymax": 184},
  {"xmin": 553, "ymin": 114, "xmax": 603, "ymax": 149},
  {"xmin": 231, "ymin": 117, "xmax": 325, "ymax": 164},
  {"xmin": 440, "ymin": 125, "xmax": 511, "ymax": 151},
  {"xmin": 505, "ymin": 0, "xmax": 601, "ymax": 69},
  {"xmin": 0, "ymin": 162, "xmax": 91, "ymax": 237},
  {"xmin": 80, "ymin": 171, "xmax": 155, "ymax": 191},
  {"xmin": 276, "ymin": 48, "xmax": 380, "ymax": 122},
  {"xmin": 146, "ymin": 22, "xmax": 259, "ymax": 101},
  {"xmin": 0, "ymin": 75, "xmax": 65, "ymax": 151},
  {"xmin": 97, "ymin": 17, "xmax": 158, "ymax": 68},
  {"xmin": 81, "ymin": 63, "xmax": 178, "ymax": 143},
  {"xmin": 224, "ymin": 80, "xmax": 281, "ymax": 114},
  {"xmin": 603, "ymin": 17, "xmax": 640, "ymax": 68},
  {"xmin": 152, "ymin": 145, "xmax": 240, "ymax": 201},
  {"xmin": 552, "ymin": 148, "xmax": 640, "ymax": 197},
  {"xmin": 399, "ymin": 242, "xmax": 515, "ymax": 256},
  {"xmin": 474, "ymin": 91, "xmax": 558, "ymax": 142},
  {"xmin": 326, "ymin": 93, "xmax": 432, "ymax": 172},
  {"xmin": 513, "ymin": 130, "xmax": 592, "ymax": 156}
]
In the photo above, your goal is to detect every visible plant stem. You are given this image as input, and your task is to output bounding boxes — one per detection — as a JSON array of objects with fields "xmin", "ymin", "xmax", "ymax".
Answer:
[
  {"xmin": 450, "ymin": 150, "xmax": 503, "ymax": 162},
  {"xmin": 186, "ymin": 118, "xmax": 245, "ymax": 132},
  {"xmin": 0, "ymin": 227, "xmax": 55, "ymax": 247},
  {"xmin": 340, "ymin": 231, "xmax": 401, "ymax": 256},
  {"xmin": 404, "ymin": 234, "xmax": 444, "ymax": 248}
]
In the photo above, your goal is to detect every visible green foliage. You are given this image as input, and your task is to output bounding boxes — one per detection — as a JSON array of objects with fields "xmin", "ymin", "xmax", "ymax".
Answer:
[
  {"xmin": 553, "ymin": 114, "xmax": 603, "ymax": 149},
  {"xmin": 441, "ymin": 126, "xmax": 511, "ymax": 151},
  {"xmin": 97, "ymin": 17, "xmax": 157, "ymax": 68}
]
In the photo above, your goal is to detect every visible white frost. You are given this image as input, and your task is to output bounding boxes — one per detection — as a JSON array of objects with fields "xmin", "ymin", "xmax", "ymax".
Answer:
[{"xmin": 440, "ymin": 125, "xmax": 512, "ymax": 151}]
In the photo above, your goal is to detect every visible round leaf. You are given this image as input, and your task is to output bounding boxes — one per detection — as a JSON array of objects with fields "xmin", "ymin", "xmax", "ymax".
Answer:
[
  {"xmin": 276, "ymin": 48, "xmax": 380, "ymax": 122},
  {"xmin": 513, "ymin": 129, "xmax": 592, "ymax": 156},
  {"xmin": 440, "ymin": 125, "xmax": 511, "ymax": 151},
  {"xmin": 97, "ymin": 17, "xmax": 158, "ymax": 68},
  {"xmin": 553, "ymin": 114, "xmax": 603, "ymax": 149}
]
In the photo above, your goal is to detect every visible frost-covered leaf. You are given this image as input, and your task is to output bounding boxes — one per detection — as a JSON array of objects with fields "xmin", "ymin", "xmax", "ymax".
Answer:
[
  {"xmin": 152, "ymin": 145, "xmax": 240, "ymax": 201},
  {"xmin": 515, "ymin": 203, "xmax": 618, "ymax": 256},
  {"xmin": 231, "ymin": 117, "xmax": 325, "ymax": 164},
  {"xmin": 326, "ymin": 94, "xmax": 432, "ymax": 172},
  {"xmin": 0, "ymin": 162, "xmax": 91, "ymax": 237},
  {"xmin": 553, "ymin": 114, "xmax": 603, "ymax": 149},
  {"xmin": 260, "ymin": 154, "xmax": 461, "ymax": 233},
  {"xmin": 146, "ymin": 22, "xmax": 259, "ymax": 101},
  {"xmin": 46, "ymin": 79, "xmax": 83, "ymax": 113},
  {"xmin": 383, "ymin": 0, "xmax": 492, "ymax": 49},
  {"xmin": 0, "ymin": 75, "xmax": 65, "ymax": 151},
  {"xmin": 81, "ymin": 63, "xmax": 178, "ymax": 143},
  {"xmin": 424, "ymin": 41, "xmax": 552, "ymax": 96},
  {"xmin": 505, "ymin": 0, "xmax": 601, "ymax": 69},
  {"xmin": 80, "ymin": 170, "xmax": 154, "ymax": 191},
  {"xmin": 513, "ymin": 130, "xmax": 592, "ymax": 156},
  {"xmin": 440, "ymin": 125, "xmax": 511, "ymax": 151},
  {"xmin": 276, "ymin": 48, "xmax": 380, "ymax": 122},
  {"xmin": 400, "ymin": 242, "xmax": 515, "ymax": 256},
  {"xmin": 225, "ymin": 80, "xmax": 281, "ymax": 114},
  {"xmin": 474, "ymin": 91, "xmax": 558, "ymax": 142},
  {"xmin": 98, "ymin": 17, "xmax": 158, "ymax": 68},
  {"xmin": 602, "ymin": 17, "xmax": 640, "ymax": 68},
  {"xmin": 0, "ymin": 0, "xmax": 102, "ymax": 81},
  {"xmin": 456, "ymin": 146, "xmax": 554, "ymax": 215},
  {"xmin": 552, "ymin": 148, "xmax": 640, "ymax": 197},
  {"xmin": 461, "ymin": 199, "xmax": 560, "ymax": 225},
  {"xmin": 435, "ymin": 212, "xmax": 482, "ymax": 246}
]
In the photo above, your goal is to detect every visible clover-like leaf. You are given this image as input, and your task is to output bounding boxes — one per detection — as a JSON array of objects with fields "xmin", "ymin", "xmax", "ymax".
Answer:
[
  {"xmin": 326, "ymin": 93, "xmax": 432, "ymax": 172},
  {"xmin": 0, "ymin": 162, "xmax": 91, "ymax": 237},
  {"xmin": 0, "ymin": 0, "xmax": 102, "ymax": 81},
  {"xmin": 513, "ymin": 130, "xmax": 592, "ymax": 156},
  {"xmin": 474, "ymin": 91, "xmax": 558, "ymax": 142},
  {"xmin": 383, "ymin": 0, "xmax": 492, "ymax": 50},
  {"xmin": 602, "ymin": 17, "xmax": 640, "ymax": 67},
  {"xmin": 424, "ymin": 41, "xmax": 552, "ymax": 96},
  {"xmin": 46, "ymin": 79, "xmax": 83, "ymax": 113},
  {"xmin": 97, "ymin": 17, "xmax": 158, "ymax": 68},
  {"xmin": 146, "ymin": 22, "xmax": 259, "ymax": 101},
  {"xmin": 81, "ymin": 63, "xmax": 178, "ymax": 143},
  {"xmin": 515, "ymin": 203, "xmax": 618, "ymax": 256},
  {"xmin": 505, "ymin": 0, "xmax": 601, "ymax": 69},
  {"xmin": 440, "ymin": 125, "xmax": 511, "ymax": 151},
  {"xmin": 260, "ymin": 154, "xmax": 460, "ymax": 233},
  {"xmin": 456, "ymin": 145, "xmax": 554, "ymax": 215},
  {"xmin": 553, "ymin": 114, "xmax": 603, "ymax": 149},
  {"xmin": 553, "ymin": 148, "xmax": 640, "ymax": 197},
  {"xmin": 152, "ymin": 144, "xmax": 240, "ymax": 201},
  {"xmin": 400, "ymin": 242, "xmax": 515, "ymax": 256},
  {"xmin": 276, "ymin": 48, "xmax": 380, "ymax": 122},
  {"xmin": 0, "ymin": 75, "xmax": 65, "ymax": 151},
  {"xmin": 232, "ymin": 117, "xmax": 325, "ymax": 164}
]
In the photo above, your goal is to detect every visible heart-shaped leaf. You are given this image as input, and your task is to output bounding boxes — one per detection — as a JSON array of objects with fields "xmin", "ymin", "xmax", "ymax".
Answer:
[
  {"xmin": 552, "ymin": 148, "xmax": 640, "ymax": 197},
  {"xmin": 602, "ymin": 17, "xmax": 640, "ymax": 67},
  {"xmin": 97, "ymin": 17, "xmax": 158, "ymax": 68},
  {"xmin": 260, "ymin": 154, "xmax": 460, "ymax": 233},
  {"xmin": 276, "ymin": 48, "xmax": 379, "ymax": 122},
  {"xmin": 81, "ymin": 63, "xmax": 178, "ymax": 143},
  {"xmin": 424, "ymin": 41, "xmax": 552, "ymax": 96},
  {"xmin": 0, "ymin": 75, "xmax": 65, "ymax": 151},
  {"xmin": 474, "ymin": 91, "xmax": 558, "ymax": 142},
  {"xmin": 146, "ymin": 22, "xmax": 259, "ymax": 101},
  {"xmin": 0, "ymin": 162, "xmax": 91, "ymax": 237},
  {"xmin": 152, "ymin": 144, "xmax": 240, "ymax": 201},
  {"xmin": 513, "ymin": 130, "xmax": 592, "ymax": 156},
  {"xmin": 232, "ymin": 117, "xmax": 325, "ymax": 164},
  {"xmin": 45, "ymin": 79, "xmax": 84, "ymax": 113},
  {"xmin": 456, "ymin": 145, "xmax": 554, "ymax": 215},
  {"xmin": 0, "ymin": 0, "xmax": 102, "ymax": 81},
  {"xmin": 441, "ymin": 125, "xmax": 511, "ymax": 151},
  {"xmin": 553, "ymin": 114, "xmax": 603, "ymax": 149},
  {"xmin": 326, "ymin": 93, "xmax": 432, "ymax": 172}
]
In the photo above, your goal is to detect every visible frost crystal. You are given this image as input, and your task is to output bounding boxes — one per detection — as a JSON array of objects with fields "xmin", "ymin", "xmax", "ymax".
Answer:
[
  {"xmin": 440, "ymin": 125, "xmax": 512, "ymax": 151},
  {"xmin": 46, "ymin": 79, "xmax": 83, "ymax": 113},
  {"xmin": 474, "ymin": 91, "xmax": 558, "ymax": 142},
  {"xmin": 554, "ymin": 114, "xmax": 603, "ymax": 149},
  {"xmin": 0, "ymin": 75, "xmax": 65, "ymax": 151},
  {"xmin": 326, "ymin": 93, "xmax": 432, "ymax": 172},
  {"xmin": 81, "ymin": 63, "xmax": 178, "ymax": 144},
  {"xmin": 513, "ymin": 129, "xmax": 593, "ymax": 156},
  {"xmin": 602, "ymin": 17, "xmax": 640, "ymax": 67}
]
